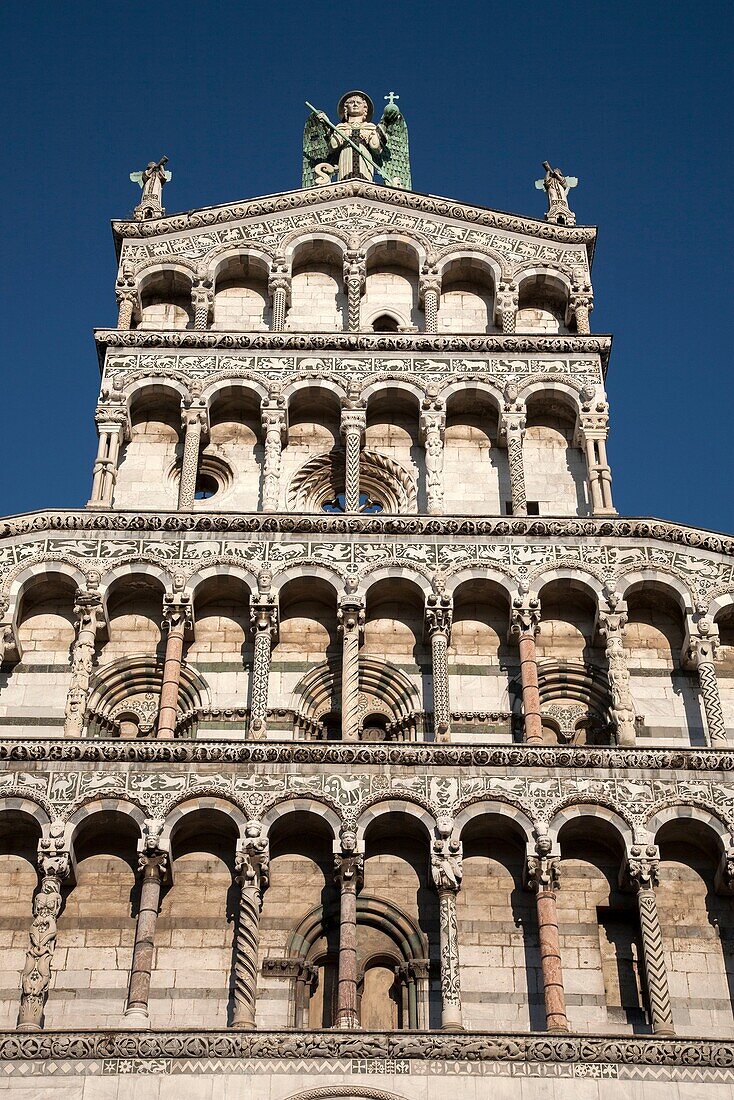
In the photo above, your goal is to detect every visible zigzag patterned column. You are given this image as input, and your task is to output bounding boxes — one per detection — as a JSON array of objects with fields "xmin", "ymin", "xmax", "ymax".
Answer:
[
  {"xmin": 627, "ymin": 844, "xmax": 674, "ymax": 1036},
  {"xmin": 686, "ymin": 621, "xmax": 727, "ymax": 747}
]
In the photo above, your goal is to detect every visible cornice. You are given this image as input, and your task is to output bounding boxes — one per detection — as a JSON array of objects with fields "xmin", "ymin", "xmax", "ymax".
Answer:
[
  {"xmin": 1, "ymin": 736, "xmax": 733, "ymax": 772},
  {"xmin": 1, "ymin": 510, "xmax": 732, "ymax": 556},
  {"xmin": 0, "ymin": 1027, "xmax": 730, "ymax": 1067},
  {"xmin": 111, "ymin": 179, "xmax": 597, "ymax": 256},
  {"xmin": 94, "ymin": 329, "xmax": 612, "ymax": 373}
]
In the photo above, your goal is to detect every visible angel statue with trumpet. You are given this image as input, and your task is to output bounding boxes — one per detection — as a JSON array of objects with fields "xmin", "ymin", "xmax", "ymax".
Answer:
[{"xmin": 302, "ymin": 90, "xmax": 411, "ymax": 189}]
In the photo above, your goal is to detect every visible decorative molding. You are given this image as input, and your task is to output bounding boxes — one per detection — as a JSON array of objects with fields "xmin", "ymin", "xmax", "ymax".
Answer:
[
  {"xmin": 1, "ymin": 510, "xmax": 732, "ymax": 558},
  {"xmin": 95, "ymin": 329, "xmax": 611, "ymax": 372},
  {"xmin": 111, "ymin": 177, "xmax": 597, "ymax": 249},
  {"xmin": 2, "ymin": 1027, "xmax": 734, "ymax": 1068},
  {"xmin": 1, "ymin": 736, "xmax": 734, "ymax": 772}
]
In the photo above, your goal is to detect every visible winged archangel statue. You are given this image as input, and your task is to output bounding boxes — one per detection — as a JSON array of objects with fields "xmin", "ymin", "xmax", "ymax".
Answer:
[
  {"xmin": 535, "ymin": 161, "xmax": 578, "ymax": 226},
  {"xmin": 129, "ymin": 156, "xmax": 172, "ymax": 220},
  {"xmin": 302, "ymin": 90, "xmax": 411, "ymax": 189}
]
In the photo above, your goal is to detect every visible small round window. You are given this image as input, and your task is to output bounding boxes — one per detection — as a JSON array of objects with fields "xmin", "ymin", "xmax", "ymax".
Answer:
[
  {"xmin": 194, "ymin": 474, "xmax": 218, "ymax": 500},
  {"xmin": 322, "ymin": 492, "xmax": 383, "ymax": 514}
]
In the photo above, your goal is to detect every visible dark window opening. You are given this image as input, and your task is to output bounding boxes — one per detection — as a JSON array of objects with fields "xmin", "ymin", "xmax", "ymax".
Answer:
[
  {"xmin": 194, "ymin": 474, "xmax": 218, "ymax": 500},
  {"xmin": 372, "ymin": 314, "xmax": 399, "ymax": 333},
  {"xmin": 322, "ymin": 492, "xmax": 383, "ymax": 514}
]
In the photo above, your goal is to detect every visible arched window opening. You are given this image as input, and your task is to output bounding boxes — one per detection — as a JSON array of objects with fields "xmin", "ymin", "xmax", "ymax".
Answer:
[
  {"xmin": 372, "ymin": 313, "xmax": 399, "ymax": 333},
  {"xmin": 360, "ymin": 713, "xmax": 389, "ymax": 741},
  {"xmin": 194, "ymin": 474, "xmax": 218, "ymax": 500}
]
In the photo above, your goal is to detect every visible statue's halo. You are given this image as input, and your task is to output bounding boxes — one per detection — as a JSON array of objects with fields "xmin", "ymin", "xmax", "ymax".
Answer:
[{"xmin": 338, "ymin": 90, "xmax": 374, "ymax": 122}]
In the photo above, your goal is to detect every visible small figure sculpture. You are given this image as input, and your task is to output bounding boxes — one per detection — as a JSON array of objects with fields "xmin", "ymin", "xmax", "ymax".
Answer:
[
  {"xmin": 130, "ymin": 156, "xmax": 172, "ymax": 220},
  {"xmin": 535, "ymin": 161, "xmax": 578, "ymax": 226},
  {"xmin": 303, "ymin": 91, "xmax": 411, "ymax": 189}
]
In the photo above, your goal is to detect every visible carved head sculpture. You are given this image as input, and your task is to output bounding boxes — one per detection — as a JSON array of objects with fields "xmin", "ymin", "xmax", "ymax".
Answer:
[
  {"xmin": 338, "ymin": 91, "xmax": 374, "ymax": 123},
  {"xmin": 257, "ymin": 564, "xmax": 273, "ymax": 598},
  {"xmin": 344, "ymin": 572, "xmax": 359, "ymax": 596},
  {"xmin": 340, "ymin": 826, "xmax": 358, "ymax": 853},
  {"xmin": 503, "ymin": 380, "xmax": 519, "ymax": 405},
  {"xmin": 86, "ymin": 569, "xmax": 101, "ymax": 591}
]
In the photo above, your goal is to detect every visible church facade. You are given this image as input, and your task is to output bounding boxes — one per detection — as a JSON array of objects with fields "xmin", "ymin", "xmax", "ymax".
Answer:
[{"xmin": 1, "ymin": 92, "xmax": 734, "ymax": 1098}]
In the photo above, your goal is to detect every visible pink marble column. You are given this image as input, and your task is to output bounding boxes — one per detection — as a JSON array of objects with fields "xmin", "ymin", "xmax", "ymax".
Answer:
[
  {"xmin": 124, "ymin": 849, "xmax": 168, "ymax": 1027},
  {"xmin": 526, "ymin": 843, "xmax": 569, "ymax": 1033},
  {"xmin": 157, "ymin": 589, "xmax": 191, "ymax": 740},
  {"xmin": 511, "ymin": 596, "xmax": 543, "ymax": 745}
]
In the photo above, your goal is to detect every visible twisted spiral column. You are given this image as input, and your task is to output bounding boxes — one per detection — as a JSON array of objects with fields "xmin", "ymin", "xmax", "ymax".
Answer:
[
  {"xmin": 232, "ymin": 830, "xmax": 269, "ymax": 1030},
  {"xmin": 340, "ymin": 400, "xmax": 366, "ymax": 514},
  {"xmin": 338, "ymin": 592, "xmax": 364, "ymax": 741}
]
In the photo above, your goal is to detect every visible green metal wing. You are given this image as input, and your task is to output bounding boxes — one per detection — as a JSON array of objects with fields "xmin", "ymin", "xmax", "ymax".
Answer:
[
  {"xmin": 377, "ymin": 106, "xmax": 412, "ymax": 190},
  {"xmin": 302, "ymin": 112, "xmax": 333, "ymax": 188}
]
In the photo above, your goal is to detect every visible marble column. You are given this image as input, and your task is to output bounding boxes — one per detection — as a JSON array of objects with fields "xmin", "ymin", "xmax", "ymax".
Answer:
[
  {"xmin": 260, "ymin": 389, "xmax": 287, "ymax": 513},
  {"xmin": 627, "ymin": 844, "xmax": 674, "ymax": 1036},
  {"xmin": 89, "ymin": 416, "xmax": 126, "ymax": 508},
  {"xmin": 420, "ymin": 269, "xmax": 441, "ymax": 335},
  {"xmin": 431, "ymin": 828, "xmax": 463, "ymax": 1031},
  {"xmin": 500, "ymin": 385, "xmax": 527, "ymax": 517},
  {"xmin": 17, "ymin": 842, "xmax": 71, "ymax": 1032},
  {"xmin": 598, "ymin": 605, "xmax": 636, "ymax": 746},
  {"xmin": 338, "ymin": 585, "xmax": 365, "ymax": 742},
  {"xmin": 577, "ymin": 394, "xmax": 615, "ymax": 515},
  {"xmin": 249, "ymin": 581, "xmax": 278, "ymax": 740},
  {"xmin": 115, "ymin": 263, "xmax": 137, "ymax": 329},
  {"xmin": 525, "ymin": 842, "xmax": 569, "ymax": 1033},
  {"xmin": 334, "ymin": 838, "xmax": 363, "ymax": 1029},
  {"xmin": 232, "ymin": 823, "xmax": 270, "ymax": 1029},
  {"xmin": 178, "ymin": 401, "xmax": 209, "ymax": 510},
  {"xmin": 340, "ymin": 390, "xmax": 366, "ymax": 514},
  {"xmin": 420, "ymin": 390, "xmax": 446, "ymax": 516},
  {"xmin": 191, "ymin": 279, "xmax": 213, "ymax": 331},
  {"xmin": 268, "ymin": 263, "xmax": 291, "ymax": 330},
  {"xmin": 157, "ymin": 587, "xmax": 192, "ymax": 741},
  {"xmin": 343, "ymin": 252, "xmax": 365, "ymax": 332},
  {"xmin": 495, "ymin": 280, "xmax": 518, "ymax": 334},
  {"xmin": 686, "ymin": 619, "xmax": 727, "ymax": 747},
  {"xmin": 124, "ymin": 845, "xmax": 168, "ymax": 1027},
  {"xmin": 63, "ymin": 585, "xmax": 102, "ymax": 737},
  {"xmin": 425, "ymin": 577, "xmax": 453, "ymax": 743},
  {"xmin": 510, "ymin": 595, "xmax": 543, "ymax": 744}
]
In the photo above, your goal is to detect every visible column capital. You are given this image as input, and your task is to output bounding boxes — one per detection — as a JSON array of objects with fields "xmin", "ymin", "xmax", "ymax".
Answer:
[
  {"xmin": 499, "ymin": 382, "xmax": 527, "ymax": 443},
  {"xmin": 510, "ymin": 593, "xmax": 541, "ymax": 639},
  {"xmin": 342, "ymin": 250, "xmax": 366, "ymax": 288},
  {"xmin": 597, "ymin": 604, "xmax": 629, "ymax": 637},
  {"xmin": 334, "ymin": 848, "xmax": 364, "ymax": 889},
  {"xmin": 37, "ymin": 835, "xmax": 73, "ymax": 882},
  {"xmin": 425, "ymin": 573, "xmax": 453, "ymax": 639},
  {"xmin": 268, "ymin": 260, "xmax": 291, "ymax": 301},
  {"xmin": 162, "ymin": 587, "xmax": 194, "ymax": 635},
  {"xmin": 525, "ymin": 849, "xmax": 561, "ymax": 893},
  {"xmin": 419, "ymin": 389, "xmax": 446, "ymax": 441},
  {"xmin": 495, "ymin": 279, "xmax": 519, "ymax": 333},
  {"xmin": 340, "ymin": 387, "xmax": 367, "ymax": 438},
  {"xmin": 235, "ymin": 823, "xmax": 270, "ymax": 893},
  {"xmin": 715, "ymin": 845, "xmax": 734, "ymax": 895},
  {"xmin": 73, "ymin": 584, "xmax": 103, "ymax": 626},
  {"xmin": 431, "ymin": 832, "xmax": 463, "ymax": 895},
  {"xmin": 261, "ymin": 390, "xmax": 287, "ymax": 437},
  {"xmin": 683, "ymin": 616, "xmax": 720, "ymax": 668},
  {"xmin": 180, "ymin": 398, "xmax": 210, "ymax": 438},
  {"xmin": 338, "ymin": 585, "xmax": 365, "ymax": 633},
  {"xmin": 250, "ymin": 595, "xmax": 279, "ymax": 643},
  {"xmin": 95, "ymin": 406, "xmax": 130, "ymax": 437},
  {"xmin": 625, "ymin": 843, "xmax": 660, "ymax": 892},
  {"xmin": 419, "ymin": 270, "xmax": 442, "ymax": 304}
]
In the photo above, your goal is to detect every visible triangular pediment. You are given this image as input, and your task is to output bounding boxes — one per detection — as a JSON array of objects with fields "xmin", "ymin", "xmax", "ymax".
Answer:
[{"xmin": 112, "ymin": 179, "xmax": 596, "ymax": 272}]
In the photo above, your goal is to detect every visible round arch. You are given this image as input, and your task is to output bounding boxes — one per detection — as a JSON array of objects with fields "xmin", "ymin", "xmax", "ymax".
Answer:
[
  {"xmin": 356, "ymin": 800, "xmax": 435, "ymax": 847},
  {"xmin": 260, "ymin": 798, "xmax": 341, "ymax": 842},
  {"xmin": 547, "ymin": 802, "xmax": 635, "ymax": 849},
  {"xmin": 160, "ymin": 795, "xmax": 249, "ymax": 846},
  {"xmin": 452, "ymin": 800, "xmax": 535, "ymax": 846}
]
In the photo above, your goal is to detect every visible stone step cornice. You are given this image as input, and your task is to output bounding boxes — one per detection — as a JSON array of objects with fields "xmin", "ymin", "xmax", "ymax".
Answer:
[
  {"xmin": 1, "ymin": 736, "xmax": 733, "ymax": 772},
  {"xmin": 111, "ymin": 178, "xmax": 598, "ymax": 254},
  {"xmin": 1, "ymin": 509, "xmax": 732, "ymax": 555},
  {"xmin": 94, "ymin": 328, "xmax": 612, "ymax": 372},
  {"xmin": 0, "ymin": 1026, "xmax": 729, "ymax": 1067}
]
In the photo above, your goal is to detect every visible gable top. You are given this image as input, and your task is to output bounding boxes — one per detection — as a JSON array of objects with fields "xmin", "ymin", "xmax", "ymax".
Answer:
[{"xmin": 111, "ymin": 178, "xmax": 597, "ymax": 265}]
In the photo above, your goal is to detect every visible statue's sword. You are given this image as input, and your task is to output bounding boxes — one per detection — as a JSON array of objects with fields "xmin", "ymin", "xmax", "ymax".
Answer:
[{"xmin": 305, "ymin": 101, "xmax": 389, "ymax": 183}]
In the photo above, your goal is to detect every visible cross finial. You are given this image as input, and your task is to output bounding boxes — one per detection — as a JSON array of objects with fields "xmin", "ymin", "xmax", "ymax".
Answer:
[{"xmin": 384, "ymin": 91, "xmax": 399, "ymax": 106}]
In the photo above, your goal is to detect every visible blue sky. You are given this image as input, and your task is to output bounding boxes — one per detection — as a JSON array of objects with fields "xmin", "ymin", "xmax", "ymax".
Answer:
[{"xmin": 2, "ymin": 1, "xmax": 732, "ymax": 529}]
